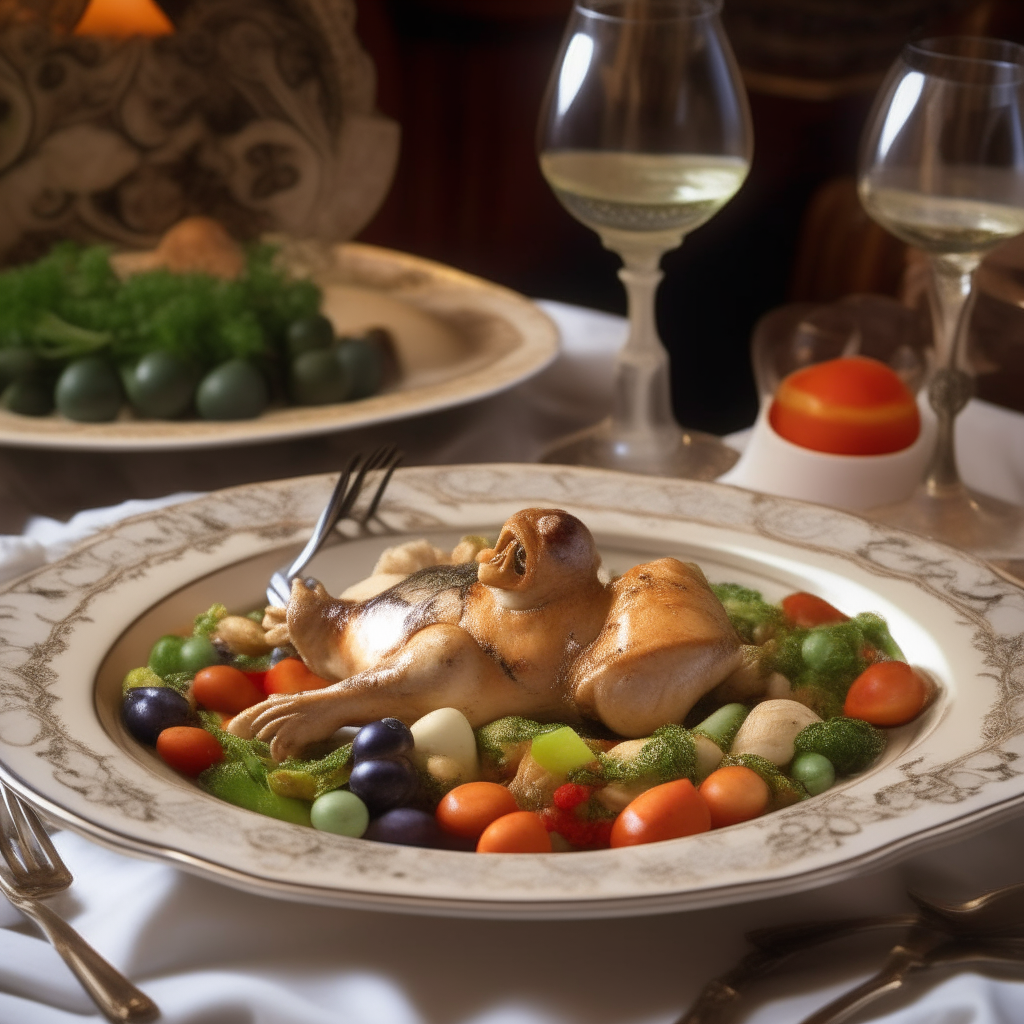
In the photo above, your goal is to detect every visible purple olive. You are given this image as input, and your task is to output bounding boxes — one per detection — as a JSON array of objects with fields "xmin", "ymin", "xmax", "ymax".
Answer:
[
  {"xmin": 364, "ymin": 808, "xmax": 440, "ymax": 848},
  {"xmin": 122, "ymin": 687, "xmax": 191, "ymax": 745},
  {"xmin": 347, "ymin": 757, "xmax": 418, "ymax": 814},
  {"xmin": 351, "ymin": 718, "xmax": 414, "ymax": 763}
]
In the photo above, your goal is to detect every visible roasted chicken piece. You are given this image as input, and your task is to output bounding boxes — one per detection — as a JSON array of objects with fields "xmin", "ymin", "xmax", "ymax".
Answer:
[{"xmin": 228, "ymin": 508, "xmax": 742, "ymax": 760}]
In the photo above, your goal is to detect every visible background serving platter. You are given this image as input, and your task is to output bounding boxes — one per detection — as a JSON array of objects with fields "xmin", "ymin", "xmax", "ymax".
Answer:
[
  {"xmin": 0, "ymin": 244, "xmax": 559, "ymax": 452},
  {"xmin": 0, "ymin": 465, "xmax": 1022, "ymax": 919}
]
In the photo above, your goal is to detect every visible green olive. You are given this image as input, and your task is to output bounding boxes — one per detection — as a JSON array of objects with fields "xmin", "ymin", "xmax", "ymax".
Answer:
[
  {"xmin": 333, "ymin": 338, "xmax": 384, "ymax": 399},
  {"xmin": 123, "ymin": 352, "xmax": 196, "ymax": 419},
  {"xmin": 195, "ymin": 360, "xmax": 269, "ymax": 420},
  {"xmin": 1, "ymin": 376, "xmax": 53, "ymax": 416},
  {"xmin": 290, "ymin": 349, "xmax": 351, "ymax": 405},
  {"xmin": 286, "ymin": 314, "xmax": 335, "ymax": 357},
  {"xmin": 55, "ymin": 357, "xmax": 123, "ymax": 422},
  {"xmin": 0, "ymin": 348, "xmax": 41, "ymax": 390}
]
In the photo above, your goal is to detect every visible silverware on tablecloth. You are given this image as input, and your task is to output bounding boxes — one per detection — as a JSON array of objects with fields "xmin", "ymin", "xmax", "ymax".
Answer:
[
  {"xmin": 797, "ymin": 926, "xmax": 1024, "ymax": 1024},
  {"xmin": 679, "ymin": 881, "xmax": 1024, "ymax": 1024},
  {"xmin": 0, "ymin": 785, "xmax": 159, "ymax": 1023},
  {"xmin": 266, "ymin": 444, "xmax": 402, "ymax": 608}
]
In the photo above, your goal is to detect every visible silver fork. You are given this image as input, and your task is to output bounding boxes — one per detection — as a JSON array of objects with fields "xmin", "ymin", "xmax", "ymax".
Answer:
[
  {"xmin": 0, "ymin": 785, "xmax": 159, "ymax": 1023},
  {"xmin": 266, "ymin": 445, "xmax": 403, "ymax": 608}
]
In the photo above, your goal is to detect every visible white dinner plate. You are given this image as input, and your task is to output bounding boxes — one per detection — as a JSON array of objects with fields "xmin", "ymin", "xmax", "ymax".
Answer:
[
  {"xmin": 1, "ymin": 465, "xmax": 1022, "ymax": 919},
  {"xmin": 0, "ymin": 244, "xmax": 559, "ymax": 451}
]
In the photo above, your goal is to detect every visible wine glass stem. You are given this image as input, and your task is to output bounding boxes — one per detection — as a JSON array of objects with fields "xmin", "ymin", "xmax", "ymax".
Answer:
[
  {"xmin": 923, "ymin": 255, "xmax": 978, "ymax": 496},
  {"xmin": 608, "ymin": 240, "xmax": 680, "ymax": 451}
]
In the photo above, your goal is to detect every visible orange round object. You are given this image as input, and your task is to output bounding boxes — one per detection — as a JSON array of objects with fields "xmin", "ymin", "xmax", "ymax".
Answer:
[
  {"xmin": 844, "ymin": 661, "xmax": 929, "ymax": 726},
  {"xmin": 781, "ymin": 592, "xmax": 849, "ymax": 628},
  {"xmin": 476, "ymin": 811, "xmax": 552, "ymax": 853},
  {"xmin": 437, "ymin": 782, "xmax": 520, "ymax": 840},
  {"xmin": 264, "ymin": 657, "xmax": 331, "ymax": 695},
  {"xmin": 769, "ymin": 356, "xmax": 920, "ymax": 455},
  {"xmin": 192, "ymin": 665, "xmax": 265, "ymax": 714},
  {"xmin": 699, "ymin": 766, "xmax": 771, "ymax": 828},
  {"xmin": 609, "ymin": 779, "xmax": 711, "ymax": 848},
  {"xmin": 156, "ymin": 726, "xmax": 223, "ymax": 777}
]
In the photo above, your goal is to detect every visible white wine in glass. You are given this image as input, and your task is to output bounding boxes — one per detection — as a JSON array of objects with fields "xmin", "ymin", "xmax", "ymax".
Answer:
[
  {"xmin": 858, "ymin": 36, "xmax": 1024, "ymax": 563},
  {"xmin": 537, "ymin": 0, "xmax": 752, "ymax": 479}
]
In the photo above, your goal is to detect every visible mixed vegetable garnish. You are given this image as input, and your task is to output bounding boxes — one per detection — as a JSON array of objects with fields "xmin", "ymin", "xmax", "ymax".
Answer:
[
  {"xmin": 120, "ymin": 576, "xmax": 932, "ymax": 853},
  {"xmin": 0, "ymin": 224, "xmax": 395, "ymax": 422}
]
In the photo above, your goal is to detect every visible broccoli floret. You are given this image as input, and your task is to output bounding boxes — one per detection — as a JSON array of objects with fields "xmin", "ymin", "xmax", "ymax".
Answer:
[
  {"xmin": 854, "ymin": 612, "xmax": 906, "ymax": 662},
  {"xmin": 571, "ymin": 725, "xmax": 697, "ymax": 786},
  {"xmin": 195, "ymin": 711, "xmax": 272, "ymax": 782},
  {"xmin": 712, "ymin": 583, "xmax": 787, "ymax": 644},
  {"xmin": 267, "ymin": 743, "xmax": 353, "ymax": 801},
  {"xmin": 721, "ymin": 753, "xmax": 808, "ymax": 808},
  {"xmin": 476, "ymin": 717, "xmax": 561, "ymax": 779},
  {"xmin": 793, "ymin": 718, "xmax": 886, "ymax": 776},
  {"xmin": 193, "ymin": 603, "xmax": 228, "ymax": 639},
  {"xmin": 0, "ymin": 240, "xmax": 321, "ymax": 377},
  {"xmin": 764, "ymin": 620, "xmax": 872, "ymax": 719}
]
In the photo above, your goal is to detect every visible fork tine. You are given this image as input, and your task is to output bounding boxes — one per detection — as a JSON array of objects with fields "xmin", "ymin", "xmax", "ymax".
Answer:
[
  {"xmin": 359, "ymin": 447, "xmax": 402, "ymax": 524},
  {"xmin": 333, "ymin": 445, "xmax": 399, "ymax": 523},
  {"xmin": 0, "ymin": 786, "xmax": 72, "ymax": 894},
  {"xmin": 269, "ymin": 445, "xmax": 403, "ymax": 608},
  {"xmin": 284, "ymin": 453, "xmax": 362, "ymax": 580}
]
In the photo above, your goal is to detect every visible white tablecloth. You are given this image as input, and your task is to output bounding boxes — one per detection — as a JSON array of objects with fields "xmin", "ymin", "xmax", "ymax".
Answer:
[{"xmin": 2, "ymin": 301, "xmax": 1024, "ymax": 1024}]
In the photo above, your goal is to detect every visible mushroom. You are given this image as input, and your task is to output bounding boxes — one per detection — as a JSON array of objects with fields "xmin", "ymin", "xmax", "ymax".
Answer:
[{"xmin": 730, "ymin": 699, "xmax": 822, "ymax": 766}]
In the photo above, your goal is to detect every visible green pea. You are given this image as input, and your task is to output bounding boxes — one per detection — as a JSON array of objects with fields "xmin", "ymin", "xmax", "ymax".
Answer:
[
  {"xmin": 801, "ymin": 630, "xmax": 837, "ymax": 671},
  {"xmin": 55, "ymin": 357, "xmax": 123, "ymax": 422},
  {"xmin": 286, "ymin": 314, "xmax": 334, "ymax": 357},
  {"xmin": 195, "ymin": 360, "xmax": 268, "ymax": 421},
  {"xmin": 148, "ymin": 635, "xmax": 184, "ymax": 677},
  {"xmin": 2, "ymin": 377, "xmax": 54, "ymax": 416},
  {"xmin": 311, "ymin": 789, "xmax": 369, "ymax": 837},
  {"xmin": 123, "ymin": 352, "xmax": 196, "ymax": 419},
  {"xmin": 290, "ymin": 349, "xmax": 351, "ymax": 405},
  {"xmin": 178, "ymin": 636, "xmax": 220, "ymax": 674},
  {"xmin": 334, "ymin": 338, "xmax": 384, "ymax": 399},
  {"xmin": 790, "ymin": 752, "xmax": 835, "ymax": 795}
]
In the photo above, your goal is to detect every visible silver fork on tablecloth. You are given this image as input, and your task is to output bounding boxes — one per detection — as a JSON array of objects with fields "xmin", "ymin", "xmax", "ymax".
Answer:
[{"xmin": 0, "ymin": 783, "xmax": 159, "ymax": 1023}]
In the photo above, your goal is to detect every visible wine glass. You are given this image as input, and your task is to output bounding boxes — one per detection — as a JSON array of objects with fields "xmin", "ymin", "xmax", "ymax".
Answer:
[
  {"xmin": 536, "ymin": 0, "xmax": 753, "ymax": 479},
  {"xmin": 858, "ymin": 36, "xmax": 1024, "ymax": 560}
]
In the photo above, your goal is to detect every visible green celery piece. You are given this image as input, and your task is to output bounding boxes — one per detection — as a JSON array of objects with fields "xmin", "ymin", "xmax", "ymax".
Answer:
[
  {"xmin": 268, "ymin": 743, "xmax": 354, "ymax": 801},
  {"xmin": 531, "ymin": 726, "xmax": 595, "ymax": 779},
  {"xmin": 199, "ymin": 761, "xmax": 311, "ymax": 825},
  {"xmin": 693, "ymin": 703, "xmax": 749, "ymax": 751}
]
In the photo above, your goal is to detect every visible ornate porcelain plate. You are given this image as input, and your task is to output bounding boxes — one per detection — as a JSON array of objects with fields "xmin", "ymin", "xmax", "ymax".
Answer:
[
  {"xmin": 1, "ymin": 465, "xmax": 1022, "ymax": 919},
  {"xmin": 0, "ymin": 245, "xmax": 559, "ymax": 452}
]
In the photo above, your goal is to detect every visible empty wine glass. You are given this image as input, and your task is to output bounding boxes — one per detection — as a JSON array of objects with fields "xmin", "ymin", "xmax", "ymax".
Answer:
[
  {"xmin": 858, "ymin": 36, "xmax": 1024, "ymax": 558},
  {"xmin": 537, "ymin": 0, "xmax": 753, "ymax": 479}
]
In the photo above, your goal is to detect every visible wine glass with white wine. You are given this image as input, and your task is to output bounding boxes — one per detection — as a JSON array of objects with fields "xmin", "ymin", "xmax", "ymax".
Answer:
[
  {"xmin": 537, "ymin": 0, "xmax": 752, "ymax": 478},
  {"xmin": 859, "ymin": 36, "xmax": 1024, "ymax": 562}
]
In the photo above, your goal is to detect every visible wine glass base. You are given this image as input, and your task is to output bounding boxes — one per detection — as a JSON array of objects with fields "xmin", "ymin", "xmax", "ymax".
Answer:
[
  {"xmin": 539, "ymin": 418, "xmax": 739, "ymax": 481},
  {"xmin": 865, "ymin": 483, "xmax": 1024, "ymax": 561}
]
